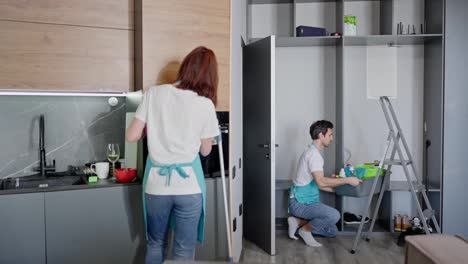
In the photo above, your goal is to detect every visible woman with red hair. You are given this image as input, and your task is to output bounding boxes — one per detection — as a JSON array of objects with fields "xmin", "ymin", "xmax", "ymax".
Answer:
[{"xmin": 127, "ymin": 46, "xmax": 219, "ymax": 264}]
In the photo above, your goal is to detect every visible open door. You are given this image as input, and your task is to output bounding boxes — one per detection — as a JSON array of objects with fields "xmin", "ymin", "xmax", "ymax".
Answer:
[{"xmin": 243, "ymin": 36, "xmax": 276, "ymax": 255}]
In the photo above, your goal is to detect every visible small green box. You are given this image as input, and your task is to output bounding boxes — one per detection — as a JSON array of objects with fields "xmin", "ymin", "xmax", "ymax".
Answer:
[{"xmin": 88, "ymin": 176, "xmax": 98, "ymax": 183}]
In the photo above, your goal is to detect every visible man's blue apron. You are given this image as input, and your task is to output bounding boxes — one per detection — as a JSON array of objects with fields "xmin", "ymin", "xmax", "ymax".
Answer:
[
  {"xmin": 289, "ymin": 144, "xmax": 323, "ymax": 205},
  {"xmin": 142, "ymin": 155, "xmax": 207, "ymax": 243}
]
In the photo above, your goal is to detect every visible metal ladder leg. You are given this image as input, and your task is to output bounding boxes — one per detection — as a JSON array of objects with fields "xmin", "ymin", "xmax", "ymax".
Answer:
[
  {"xmin": 349, "ymin": 96, "xmax": 441, "ymax": 254},
  {"xmin": 420, "ymin": 190, "xmax": 441, "ymax": 233},
  {"xmin": 385, "ymin": 96, "xmax": 421, "ymax": 183},
  {"xmin": 384, "ymin": 97, "xmax": 441, "ymax": 233},
  {"xmin": 394, "ymin": 142, "xmax": 431, "ymax": 234},
  {"xmin": 381, "ymin": 97, "xmax": 431, "ymax": 235},
  {"xmin": 365, "ymin": 139, "xmax": 398, "ymax": 240},
  {"xmin": 349, "ymin": 175, "xmax": 382, "ymax": 253},
  {"xmin": 350, "ymin": 133, "xmax": 393, "ymax": 253}
]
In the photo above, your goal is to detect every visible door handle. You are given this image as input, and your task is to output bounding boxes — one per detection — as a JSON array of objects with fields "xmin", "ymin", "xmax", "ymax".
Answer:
[
  {"xmin": 258, "ymin": 144, "xmax": 279, "ymax": 148},
  {"xmin": 425, "ymin": 139, "xmax": 431, "ymax": 148}
]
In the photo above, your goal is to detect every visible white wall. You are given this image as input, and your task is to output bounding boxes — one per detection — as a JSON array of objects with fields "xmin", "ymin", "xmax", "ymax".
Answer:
[
  {"xmin": 250, "ymin": 2, "xmax": 337, "ymax": 38},
  {"xmin": 295, "ymin": 2, "xmax": 337, "ymax": 33},
  {"xmin": 343, "ymin": 45, "xmax": 424, "ymax": 181},
  {"xmin": 393, "ymin": 0, "xmax": 424, "ymax": 34},
  {"xmin": 275, "ymin": 47, "xmax": 336, "ymax": 181},
  {"xmin": 250, "ymin": 3, "xmax": 292, "ymax": 38},
  {"xmin": 343, "ymin": 0, "xmax": 425, "ymax": 35},
  {"xmin": 230, "ymin": 0, "xmax": 247, "ymax": 262}
]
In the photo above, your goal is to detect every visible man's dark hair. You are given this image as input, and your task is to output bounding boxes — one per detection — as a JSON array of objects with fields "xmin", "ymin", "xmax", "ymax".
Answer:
[{"xmin": 309, "ymin": 120, "xmax": 334, "ymax": 140}]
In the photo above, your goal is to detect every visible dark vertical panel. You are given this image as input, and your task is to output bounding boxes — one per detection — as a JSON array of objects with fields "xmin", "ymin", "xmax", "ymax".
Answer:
[
  {"xmin": 425, "ymin": 0, "xmax": 444, "ymax": 34},
  {"xmin": 424, "ymin": 39, "xmax": 443, "ymax": 191},
  {"xmin": 243, "ymin": 36, "xmax": 275, "ymax": 255},
  {"xmin": 443, "ymin": 0, "xmax": 468, "ymax": 237},
  {"xmin": 380, "ymin": 0, "xmax": 393, "ymax": 35}
]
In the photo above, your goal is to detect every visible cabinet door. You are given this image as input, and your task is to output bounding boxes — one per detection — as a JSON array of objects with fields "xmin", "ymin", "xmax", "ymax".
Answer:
[
  {"xmin": 136, "ymin": 0, "xmax": 230, "ymax": 111},
  {"xmin": 0, "ymin": 21, "xmax": 132, "ymax": 92},
  {"xmin": 45, "ymin": 186, "xmax": 145, "ymax": 264},
  {"xmin": 0, "ymin": 0, "xmax": 133, "ymax": 29},
  {"xmin": 0, "ymin": 193, "xmax": 46, "ymax": 264},
  {"xmin": 243, "ymin": 36, "xmax": 276, "ymax": 255}
]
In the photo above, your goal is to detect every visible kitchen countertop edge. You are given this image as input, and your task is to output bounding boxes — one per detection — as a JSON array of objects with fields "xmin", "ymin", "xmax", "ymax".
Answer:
[{"xmin": 0, "ymin": 179, "xmax": 142, "ymax": 196}]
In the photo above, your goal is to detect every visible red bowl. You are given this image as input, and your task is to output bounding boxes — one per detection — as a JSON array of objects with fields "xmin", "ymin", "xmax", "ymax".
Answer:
[{"xmin": 115, "ymin": 168, "xmax": 137, "ymax": 183}]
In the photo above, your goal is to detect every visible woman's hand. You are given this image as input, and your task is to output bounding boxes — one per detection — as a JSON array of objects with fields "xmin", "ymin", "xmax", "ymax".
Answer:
[
  {"xmin": 200, "ymin": 138, "xmax": 213, "ymax": 156},
  {"xmin": 126, "ymin": 118, "xmax": 146, "ymax": 142}
]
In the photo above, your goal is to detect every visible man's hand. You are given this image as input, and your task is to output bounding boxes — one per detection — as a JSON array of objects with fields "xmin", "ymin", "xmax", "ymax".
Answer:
[{"xmin": 346, "ymin": 177, "xmax": 362, "ymax": 187}]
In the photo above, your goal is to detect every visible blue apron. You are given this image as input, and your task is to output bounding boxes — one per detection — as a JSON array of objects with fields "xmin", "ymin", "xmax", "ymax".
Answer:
[
  {"xmin": 142, "ymin": 155, "xmax": 207, "ymax": 243},
  {"xmin": 289, "ymin": 144, "xmax": 323, "ymax": 205}
]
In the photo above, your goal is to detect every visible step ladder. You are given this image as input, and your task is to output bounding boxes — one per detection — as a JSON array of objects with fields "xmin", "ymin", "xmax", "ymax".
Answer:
[{"xmin": 350, "ymin": 96, "xmax": 441, "ymax": 254}]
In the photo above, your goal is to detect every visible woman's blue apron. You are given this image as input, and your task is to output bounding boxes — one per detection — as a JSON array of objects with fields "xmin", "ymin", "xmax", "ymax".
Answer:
[{"xmin": 142, "ymin": 155, "xmax": 207, "ymax": 243}]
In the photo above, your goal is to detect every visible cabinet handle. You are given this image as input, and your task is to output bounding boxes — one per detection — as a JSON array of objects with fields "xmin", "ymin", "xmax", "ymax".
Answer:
[{"xmin": 258, "ymin": 144, "xmax": 279, "ymax": 148}]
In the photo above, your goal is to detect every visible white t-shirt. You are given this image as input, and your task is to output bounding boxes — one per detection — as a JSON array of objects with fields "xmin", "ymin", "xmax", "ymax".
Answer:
[
  {"xmin": 135, "ymin": 84, "xmax": 219, "ymax": 195},
  {"xmin": 292, "ymin": 144, "xmax": 324, "ymax": 187}
]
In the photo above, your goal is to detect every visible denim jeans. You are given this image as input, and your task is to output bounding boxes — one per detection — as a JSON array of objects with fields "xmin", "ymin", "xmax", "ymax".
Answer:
[
  {"xmin": 145, "ymin": 193, "xmax": 202, "ymax": 264},
  {"xmin": 289, "ymin": 197, "xmax": 340, "ymax": 237}
]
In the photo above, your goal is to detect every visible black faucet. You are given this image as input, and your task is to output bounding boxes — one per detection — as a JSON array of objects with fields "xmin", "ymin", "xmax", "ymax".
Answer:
[
  {"xmin": 39, "ymin": 115, "xmax": 46, "ymax": 176},
  {"xmin": 36, "ymin": 114, "xmax": 55, "ymax": 177}
]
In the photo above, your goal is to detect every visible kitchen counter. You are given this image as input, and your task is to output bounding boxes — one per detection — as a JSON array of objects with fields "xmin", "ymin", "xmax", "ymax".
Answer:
[
  {"xmin": 0, "ymin": 177, "xmax": 142, "ymax": 196},
  {"xmin": 0, "ymin": 178, "xmax": 145, "ymax": 264}
]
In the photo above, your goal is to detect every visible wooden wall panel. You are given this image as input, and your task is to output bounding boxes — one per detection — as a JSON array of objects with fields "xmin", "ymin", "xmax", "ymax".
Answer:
[
  {"xmin": 0, "ymin": 0, "xmax": 134, "ymax": 29},
  {"xmin": 0, "ymin": 21, "xmax": 133, "ymax": 92},
  {"xmin": 139, "ymin": 0, "xmax": 230, "ymax": 111}
]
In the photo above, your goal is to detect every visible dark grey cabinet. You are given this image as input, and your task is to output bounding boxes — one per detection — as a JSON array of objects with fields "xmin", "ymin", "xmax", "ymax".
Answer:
[
  {"xmin": 0, "ymin": 185, "xmax": 145, "ymax": 264},
  {"xmin": 0, "ymin": 192, "xmax": 46, "ymax": 264},
  {"xmin": 45, "ymin": 186, "xmax": 145, "ymax": 264}
]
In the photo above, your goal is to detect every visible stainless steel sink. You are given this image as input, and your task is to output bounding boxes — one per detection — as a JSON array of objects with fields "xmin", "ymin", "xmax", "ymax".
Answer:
[{"xmin": 0, "ymin": 174, "xmax": 87, "ymax": 190}]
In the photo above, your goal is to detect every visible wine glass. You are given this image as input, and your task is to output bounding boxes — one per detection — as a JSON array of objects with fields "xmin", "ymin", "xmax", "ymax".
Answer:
[{"xmin": 107, "ymin": 143, "xmax": 120, "ymax": 179}]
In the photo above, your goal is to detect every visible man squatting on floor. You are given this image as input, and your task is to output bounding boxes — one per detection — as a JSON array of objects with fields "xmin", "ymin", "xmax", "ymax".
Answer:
[{"xmin": 288, "ymin": 120, "xmax": 362, "ymax": 247}]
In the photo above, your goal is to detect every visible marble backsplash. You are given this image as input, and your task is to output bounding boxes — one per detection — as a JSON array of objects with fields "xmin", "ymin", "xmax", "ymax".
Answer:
[{"xmin": 0, "ymin": 95, "xmax": 126, "ymax": 178}]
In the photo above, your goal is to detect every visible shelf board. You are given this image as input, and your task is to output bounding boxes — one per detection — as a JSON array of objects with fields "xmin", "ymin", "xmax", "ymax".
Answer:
[
  {"xmin": 344, "ymin": 34, "xmax": 442, "ymax": 46},
  {"xmin": 249, "ymin": 36, "xmax": 341, "ymax": 47},
  {"xmin": 249, "ymin": 34, "xmax": 441, "ymax": 47},
  {"xmin": 426, "ymin": 182, "xmax": 441, "ymax": 192},
  {"xmin": 277, "ymin": 36, "xmax": 341, "ymax": 47},
  {"xmin": 250, "ymin": 0, "xmax": 293, "ymax": 4},
  {"xmin": 389, "ymin": 181, "xmax": 426, "ymax": 192},
  {"xmin": 276, "ymin": 180, "xmax": 292, "ymax": 190}
]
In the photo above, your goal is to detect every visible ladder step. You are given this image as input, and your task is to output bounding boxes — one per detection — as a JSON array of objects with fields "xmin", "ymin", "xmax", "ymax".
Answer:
[
  {"xmin": 414, "ymin": 184, "xmax": 426, "ymax": 192},
  {"xmin": 384, "ymin": 159, "xmax": 412, "ymax": 166},
  {"xmin": 389, "ymin": 181, "xmax": 426, "ymax": 192}
]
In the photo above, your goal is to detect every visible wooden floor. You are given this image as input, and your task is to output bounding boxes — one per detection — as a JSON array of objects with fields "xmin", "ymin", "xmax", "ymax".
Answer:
[
  {"xmin": 166, "ymin": 233, "xmax": 405, "ymax": 264},
  {"xmin": 241, "ymin": 233, "xmax": 405, "ymax": 264}
]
